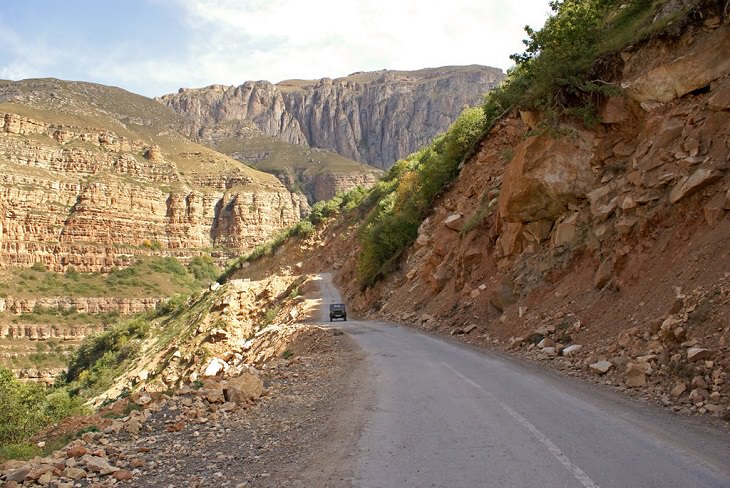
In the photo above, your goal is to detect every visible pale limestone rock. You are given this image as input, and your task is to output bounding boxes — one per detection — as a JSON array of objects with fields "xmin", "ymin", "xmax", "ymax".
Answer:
[
  {"xmin": 203, "ymin": 357, "xmax": 229, "ymax": 377},
  {"xmin": 562, "ymin": 344, "xmax": 583, "ymax": 356},
  {"xmin": 669, "ymin": 168, "xmax": 723, "ymax": 204},
  {"xmin": 590, "ymin": 360, "xmax": 613, "ymax": 374},
  {"xmin": 444, "ymin": 213, "xmax": 464, "ymax": 231},
  {"xmin": 623, "ymin": 25, "xmax": 730, "ymax": 103},
  {"xmin": 687, "ymin": 347, "xmax": 711, "ymax": 363}
]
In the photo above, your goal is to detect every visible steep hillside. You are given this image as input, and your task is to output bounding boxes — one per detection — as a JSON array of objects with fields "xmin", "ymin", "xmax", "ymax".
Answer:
[
  {"xmin": 236, "ymin": 9, "xmax": 730, "ymax": 420},
  {"xmin": 0, "ymin": 79, "xmax": 307, "ymax": 273},
  {"xmin": 159, "ymin": 65, "xmax": 505, "ymax": 169}
]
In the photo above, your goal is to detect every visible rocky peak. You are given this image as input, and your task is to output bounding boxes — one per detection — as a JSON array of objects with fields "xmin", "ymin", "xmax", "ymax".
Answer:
[{"xmin": 159, "ymin": 65, "xmax": 505, "ymax": 168}]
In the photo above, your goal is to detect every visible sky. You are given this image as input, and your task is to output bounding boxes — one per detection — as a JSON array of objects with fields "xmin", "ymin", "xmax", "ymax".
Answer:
[{"xmin": 0, "ymin": 0, "xmax": 552, "ymax": 98}]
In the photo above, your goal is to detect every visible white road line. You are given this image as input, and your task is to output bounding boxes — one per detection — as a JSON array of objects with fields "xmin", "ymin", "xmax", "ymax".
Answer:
[{"xmin": 441, "ymin": 362, "xmax": 601, "ymax": 488}]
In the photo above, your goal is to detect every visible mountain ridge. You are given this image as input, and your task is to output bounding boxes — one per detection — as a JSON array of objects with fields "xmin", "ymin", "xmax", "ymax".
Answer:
[{"xmin": 159, "ymin": 65, "xmax": 505, "ymax": 168}]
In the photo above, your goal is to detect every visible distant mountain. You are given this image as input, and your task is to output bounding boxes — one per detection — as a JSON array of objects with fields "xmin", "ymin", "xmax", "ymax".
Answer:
[{"xmin": 159, "ymin": 65, "xmax": 505, "ymax": 169}]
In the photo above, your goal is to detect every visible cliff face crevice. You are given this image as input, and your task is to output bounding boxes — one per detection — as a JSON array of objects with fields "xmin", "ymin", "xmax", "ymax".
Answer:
[{"xmin": 160, "ymin": 66, "xmax": 505, "ymax": 168}]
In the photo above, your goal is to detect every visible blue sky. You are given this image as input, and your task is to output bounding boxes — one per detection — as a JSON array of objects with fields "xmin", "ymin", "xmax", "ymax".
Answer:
[{"xmin": 0, "ymin": 0, "xmax": 551, "ymax": 97}]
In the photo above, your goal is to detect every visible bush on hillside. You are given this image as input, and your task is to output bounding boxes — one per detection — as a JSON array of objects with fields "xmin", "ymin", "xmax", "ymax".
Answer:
[
  {"xmin": 187, "ymin": 255, "xmax": 221, "ymax": 283},
  {"xmin": 0, "ymin": 368, "xmax": 85, "ymax": 454},
  {"xmin": 483, "ymin": 0, "xmax": 673, "ymax": 127},
  {"xmin": 65, "ymin": 316, "xmax": 150, "ymax": 394},
  {"xmin": 356, "ymin": 107, "xmax": 487, "ymax": 287}
]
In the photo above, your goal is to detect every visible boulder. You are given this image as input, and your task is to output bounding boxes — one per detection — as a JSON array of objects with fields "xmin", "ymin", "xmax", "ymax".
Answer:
[
  {"xmin": 82, "ymin": 455, "xmax": 118, "ymax": 475},
  {"xmin": 63, "ymin": 467, "xmax": 87, "ymax": 480},
  {"xmin": 708, "ymin": 77, "xmax": 730, "ymax": 111},
  {"xmin": 489, "ymin": 278, "xmax": 517, "ymax": 312},
  {"xmin": 224, "ymin": 371, "xmax": 264, "ymax": 404},
  {"xmin": 552, "ymin": 213, "xmax": 579, "ymax": 247},
  {"xmin": 496, "ymin": 222, "xmax": 523, "ymax": 257},
  {"xmin": 444, "ymin": 213, "xmax": 464, "ymax": 231},
  {"xmin": 562, "ymin": 344, "xmax": 583, "ymax": 356},
  {"xmin": 670, "ymin": 381, "xmax": 687, "ymax": 397},
  {"xmin": 522, "ymin": 220, "xmax": 553, "ymax": 243},
  {"xmin": 669, "ymin": 168, "xmax": 723, "ymax": 204},
  {"xmin": 5, "ymin": 467, "xmax": 31, "ymax": 483},
  {"xmin": 499, "ymin": 131, "xmax": 596, "ymax": 223},
  {"xmin": 114, "ymin": 470, "xmax": 134, "ymax": 481},
  {"xmin": 462, "ymin": 245, "xmax": 483, "ymax": 268},
  {"xmin": 687, "ymin": 347, "xmax": 711, "ymax": 363},
  {"xmin": 623, "ymin": 24, "xmax": 730, "ymax": 103},
  {"xmin": 590, "ymin": 360, "xmax": 613, "ymax": 374},
  {"xmin": 625, "ymin": 363, "xmax": 648, "ymax": 387}
]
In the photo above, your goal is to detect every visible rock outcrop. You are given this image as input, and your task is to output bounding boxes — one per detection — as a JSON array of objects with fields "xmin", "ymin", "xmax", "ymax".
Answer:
[
  {"xmin": 159, "ymin": 65, "xmax": 505, "ymax": 169},
  {"xmin": 0, "ymin": 80, "xmax": 308, "ymax": 271}
]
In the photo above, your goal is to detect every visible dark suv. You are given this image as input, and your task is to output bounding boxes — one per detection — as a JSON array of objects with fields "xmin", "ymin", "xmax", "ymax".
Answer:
[{"xmin": 329, "ymin": 303, "xmax": 347, "ymax": 322}]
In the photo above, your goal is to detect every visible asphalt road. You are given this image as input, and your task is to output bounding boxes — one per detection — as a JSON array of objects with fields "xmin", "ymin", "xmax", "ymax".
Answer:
[{"xmin": 316, "ymin": 273, "xmax": 730, "ymax": 488}]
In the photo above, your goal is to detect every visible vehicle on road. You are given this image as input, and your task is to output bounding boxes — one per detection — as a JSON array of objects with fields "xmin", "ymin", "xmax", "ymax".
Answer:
[{"xmin": 329, "ymin": 303, "xmax": 347, "ymax": 322}]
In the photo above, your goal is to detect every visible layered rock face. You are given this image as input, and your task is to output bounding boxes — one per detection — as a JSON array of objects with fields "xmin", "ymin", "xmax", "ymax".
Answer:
[
  {"xmin": 160, "ymin": 65, "xmax": 505, "ymax": 168},
  {"xmin": 0, "ymin": 80, "xmax": 308, "ymax": 272}
]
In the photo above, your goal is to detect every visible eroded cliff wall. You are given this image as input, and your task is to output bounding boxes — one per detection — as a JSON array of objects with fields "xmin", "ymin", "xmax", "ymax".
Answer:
[
  {"xmin": 0, "ymin": 80, "xmax": 308, "ymax": 272},
  {"xmin": 160, "ymin": 65, "xmax": 505, "ymax": 168}
]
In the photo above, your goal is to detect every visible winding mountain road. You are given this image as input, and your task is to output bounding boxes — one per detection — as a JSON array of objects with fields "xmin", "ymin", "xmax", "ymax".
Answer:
[{"xmin": 314, "ymin": 273, "xmax": 730, "ymax": 488}]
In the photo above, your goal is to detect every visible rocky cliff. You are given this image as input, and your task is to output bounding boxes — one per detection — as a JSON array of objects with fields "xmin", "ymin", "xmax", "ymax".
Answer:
[
  {"xmin": 0, "ymin": 79, "xmax": 308, "ymax": 272},
  {"xmin": 159, "ymin": 65, "xmax": 505, "ymax": 169}
]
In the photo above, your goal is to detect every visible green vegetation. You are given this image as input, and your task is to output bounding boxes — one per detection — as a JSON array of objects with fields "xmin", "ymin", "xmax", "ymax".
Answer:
[
  {"xmin": 482, "ymin": 0, "xmax": 686, "ymax": 128},
  {"xmin": 352, "ymin": 0, "xmax": 693, "ymax": 288},
  {"xmin": 356, "ymin": 107, "xmax": 487, "ymax": 287},
  {"xmin": 0, "ymin": 368, "xmax": 86, "ymax": 461},
  {"xmin": 64, "ymin": 315, "xmax": 150, "ymax": 395},
  {"xmin": 1, "ymin": 255, "xmax": 221, "ymax": 300}
]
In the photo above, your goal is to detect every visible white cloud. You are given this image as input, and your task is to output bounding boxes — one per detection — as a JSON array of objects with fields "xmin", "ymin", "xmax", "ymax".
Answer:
[
  {"xmin": 166, "ymin": 0, "xmax": 552, "ymax": 89},
  {"xmin": 0, "ymin": 0, "xmax": 552, "ymax": 96}
]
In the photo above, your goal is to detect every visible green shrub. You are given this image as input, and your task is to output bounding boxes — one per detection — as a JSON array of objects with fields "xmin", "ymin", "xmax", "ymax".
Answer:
[
  {"xmin": 65, "ymin": 316, "xmax": 150, "ymax": 392},
  {"xmin": 187, "ymin": 255, "xmax": 221, "ymax": 283},
  {"xmin": 356, "ymin": 107, "xmax": 487, "ymax": 287},
  {"xmin": 483, "ymin": 0, "xmax": 672, "ymax": 128},
  {"xmin": 0, "ymin": 368, "xmax": 85, "ymax": 450},
  {"xmin": 31, "ymin": 262, "xmax": 47, "ymax": 272},
  {"xmin": 149, "ymin": 257, "xmax": 186, "ymax": 276}
]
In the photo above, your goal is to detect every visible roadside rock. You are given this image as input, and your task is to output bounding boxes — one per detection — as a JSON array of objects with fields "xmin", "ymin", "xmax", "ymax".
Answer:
[{"xmin": 590, "ymin": 360, "xmax": 613, "ymax": 374}]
